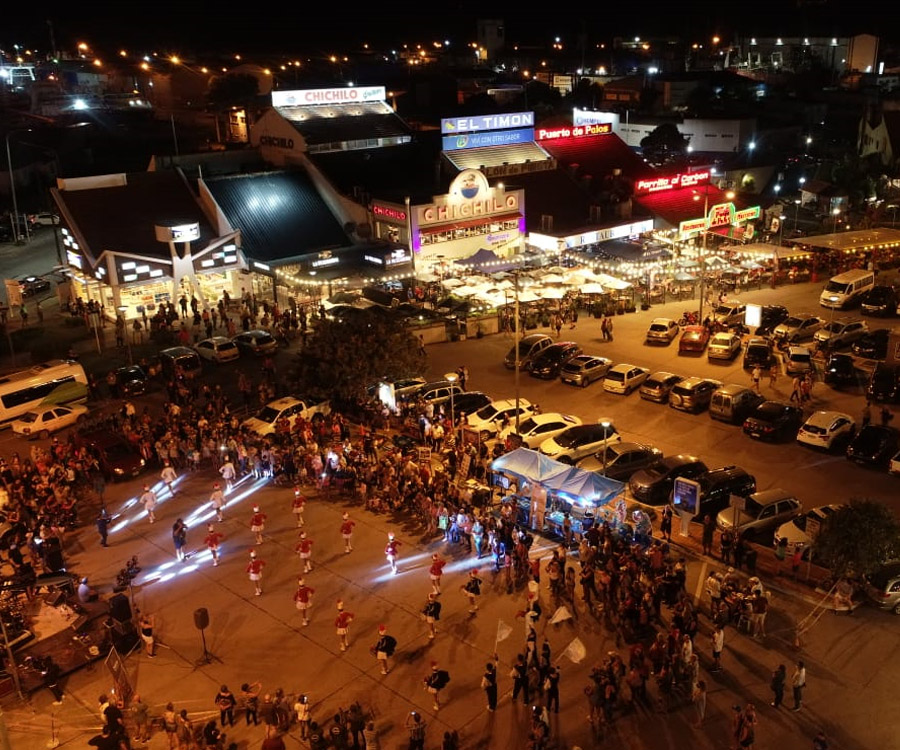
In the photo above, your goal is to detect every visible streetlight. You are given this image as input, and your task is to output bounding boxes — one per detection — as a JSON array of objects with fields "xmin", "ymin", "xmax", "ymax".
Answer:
[
  {"xmin": 693, "ymin": 185, "xmax": 735, "ymax": 323},
  {"xmin": 832, "ymin": 207, "xmax": 840, "ymax": 234},
  {"xmin": 774, "ymin": 183, "xmax": 781, "ymax": 197},
  {"xmin": 793, "ymin": 199, "xmax": 802, "ymax": 233},
  {"xmin": 799, "ymin": 176, "xmax": 806, "ymax": 189},
  {"xmin": 5, "ymin": 128, "xmax": 33, "ymax": 244},
  {"xmin": 888, "ymin": 204, "xmax": 898, "ymax": 228},
  {"xmin": 777, "ymin": 214, "xmax": 786, "ymax": 246},
  {"xmin": 599, "ymin": 420, "xmax": 611, "ymax": 475},
  {"xmin": 444, "ymin": 371, "xmax": 457, "ymax": 444}
]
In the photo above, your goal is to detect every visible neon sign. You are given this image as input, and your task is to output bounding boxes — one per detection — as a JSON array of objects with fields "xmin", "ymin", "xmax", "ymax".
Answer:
[
  {"xmin": 678, "ymin": 203, "xmax": 762, "ymax": 236},
  {"xmin": 372, "ymin": 204, "xmax": 407, "ymax": 222},
  {"xmin": 535, "ymin": 123, "xmax": 611, "ymax": 141},
  {"xmin": 634, "ymin": 170, "xmax": 710, "ymax": 195},
  {"xmin": 441, "ymin": 112, "xmax": 534, "ymax": 134},
  {"xmin": 271, "ymin": 86, "xmax": 386, "ymax": 107}
]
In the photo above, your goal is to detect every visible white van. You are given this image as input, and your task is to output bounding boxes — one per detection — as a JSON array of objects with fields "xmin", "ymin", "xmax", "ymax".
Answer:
[{"xmin": 820, "ymin": 269, "xmax": 875, "ymax": 309}]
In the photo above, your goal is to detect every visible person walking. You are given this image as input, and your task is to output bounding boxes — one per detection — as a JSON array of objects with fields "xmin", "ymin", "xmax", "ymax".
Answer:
[
  {"xmin": 373, "ymin": 625, "xmax": 397, "ymax": 675},
  {"xmin": 247, "ymin": 550, "xmax": 265, "ymax": 596},
  {"xmin": 692, "ymin": 680, "xmax": 707, "ymax": 728},
  {"xmin": 361, "ymin": 721, "xmax": 379, "ymax": 750},
  {"xmin": 340, "ymin": 513, "xmax": 356, "ymax": 553},
  {"xmin": 250, "ymin": 505, "xmax": 267, "ymax": 545},
  {"xmin": 385, "ymin": 532, "xmax": 401, "ymax": 574},
  {"xmin": 176, "ymin": 709, "xmax": 195, "ymax": 750},
  {"xmin": 204, "ymin": 524, "xmax": 224, "ymax": 567},
  {"xmin": 296, "ymin": 532, "xmax": 314, "ymax": 573},
  {"xmin": 292, "ymin": 487, "xmax": 306, "ymax": 528},
  {"xmin": 172, "ymin": 518, "xmax": 188, "ymax": 562},
  {"xmin": 210, "ymin": 483, "xmax": 226, "ymax": 522},
  {"xmin": 293, "ymin": 579, "xmax": 315, "ymax": 626},
  {"xmin": 751, "ymin": 365, "xmax": 762, "ymax": 393},
  {"xmin": 429, "ymin": 554, "xmax": 446, "ymax": 594},
  {"xmin": 334, "ymin": 601, "xmax": 354, "ymax": 652},
  {"xmin": 768, "ymin": 362, "xmax": 778, "ymax": 389},
  {"xmin": 545, "ymin": 665, "xmax": 561, "ymax": 714},
  {"xmin": 163, "ymin": 703, "xmax": 179, "ymax": 750},
  {"xmin": 294, "ymin": 696, "xmax": 311, "ymax": 741},
  {"xmin": 130, "ymin": 694, "xmax": 151, "ymax": 743},
  {"xmin": 660, "ymin": 505, "xmax": 673, "ymax": 542},
  {"xmin": 701, "ymin": 513, "xmax": 715, "ymax": 556},
  {"xmin": 422, "ymin": 593, "xmax": 441, "ymax": 639},
  {"xmin": 405, "ymin": 712, "xmax": 427, "ymax": 750},
  {"xmin": 790, "ymin": 375, "xmax": 802, "ymax": 403},
  {"xmin": 96, "ymin": 507, "xmax": 111, "ymax": 547},
  {"xmin": 791, "ymin": 660, "xmax": 806, "ymax": 711},
  {"xmin": 462, "ymin": 569, "xmax": 482, "ymax": 614},
  {"xmin": 423, "ymin": 662, "xmax": 450, "ymax": 711},
  {"xmin": 511, "ymin": 653, "xmax": 530, "ymax": 705},
  {"xmin": 214, "ymin": 685, "xmax": 236, "ymax": 727},
  {"xmin": 711, "ymin": 624, "xmax": 724, "ymax": 671},
  {"xmin": 738, "ymin": 704, "xmax": 757, "ymax": 749},
  {"xmin": 240, "ymin": 681, "xmax": 261, "ymax": 726},
  {"xmin": 161, "ymin": 460, "xmax": 178, "ymax": 495},
  {"xmin": 141, "ymin": 485, "xmax": 158, "ymax": 524},
  {"xmin": 482, "ymin": 657, "xmax": 499, "ymax": 711},
  {"xmin": 219, "ymin": 458, "xmax": 236, "ymax": 492},
  {"xmin": 770, "ymin": 663, "xmax": 786, "ymax": 708}
]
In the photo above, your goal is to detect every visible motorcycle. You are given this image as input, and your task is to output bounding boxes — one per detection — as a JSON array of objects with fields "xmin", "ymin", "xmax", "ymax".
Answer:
[{"xmin": 678, "ymin": 310, "xmax": 700, "ymax": 326}]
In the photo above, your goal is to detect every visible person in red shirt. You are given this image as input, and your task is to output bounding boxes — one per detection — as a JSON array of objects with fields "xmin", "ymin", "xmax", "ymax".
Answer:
[
  {"xmin": 334, "ymin": 601, "xmax": 355, "ymax": 652},
  {"xmin": 429, "ymin": 554, "xmax": 446, "ymax": 595},
  {"xmin": 204, "ymin": 524, "xmax": 225, "ymax": 567},
  {"xmin": 340, "ymin": 513, "xmax": 355, "ymax": 554},
  {"xmin": 296, "ymin": 532, "xmax": 314, "ymax": 573},
  {"xmin": 246, "ymin": 550, "xmax": 265, "ymax": 596},
  {"xmin": 250, "ymin": 506, "xmax": 267, "ymax": 545},
  {"xmin": 292, "ymin": 488, "xmax": 306, "ymax": 528},
  {"xmin": 293, "ymin": 578, "xmax": 315, "ymax": 626},
  {"xmin": 385, "ymin": 532, "xmax": 401, "ymax": 574}
]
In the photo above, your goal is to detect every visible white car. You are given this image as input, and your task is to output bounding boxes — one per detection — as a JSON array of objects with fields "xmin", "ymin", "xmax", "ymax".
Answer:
[
  {"xmin": 646, "ymin": 318, "xmax": 679, "ymax": 344},
  {"xmin": 796, "ymin": 411, "xmax": 856, "ymax": 450},
  {"xmin": 707, "ymin": 332, "xmax": 742, "ymax": 361},
  {"xmin": 195, "ymin": 336, "xmax": 240, "ymax": 363},
  {"xmin": 603, "ymin": 364, "xmax": 650, "ymax": 395},
  {"xmin": 12, "ymin": 404, "xmax": 88, "ymax": 439},
  {"xmin": 242, "ymin": 396, "xmax": 331, "ymax": 436},
  {"xmin": 539, "ymin": 420, "xmax": 621, "ymax": 464},
  {"xmin": 466, "ymin": 399, "xmax": 534, "ymax": 440},
  {"xmin": 774, "ymin": 504, "xmax": 845, "ymax": 554},
  {"xmin": 499, "ymin": 413, "xmax": 582, "ymax": 449}
]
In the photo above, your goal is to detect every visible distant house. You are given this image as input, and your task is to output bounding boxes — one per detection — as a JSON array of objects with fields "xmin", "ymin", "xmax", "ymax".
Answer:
[
  {"xmin": 799, "ymin": 178, "xmax": 849, "ymax": 214},
  {"xmin": 858, "ymin": 110, "xmax": 900, "ymax": 171}
]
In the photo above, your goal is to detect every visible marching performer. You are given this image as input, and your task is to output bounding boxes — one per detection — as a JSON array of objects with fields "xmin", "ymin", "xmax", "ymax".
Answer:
[
  {"xmin": 250, "ymin": 505, "xmax": 267, "ymax": 545},
  {"xmin": 292, "ymin": 487, "xmax": 307, "ymax": 528},
  {"xmin": 246, "ymin": 550, "xmax": 266, "ymax": 596},
  {"xmin": 385, "ymin": 532, "xmax": 401, "ymax": 574},
  {"xmin": 293, "ymin": 579, "xmax": 315, "ymax": 627},
  {"xmin": 428, "ymin": 554, "xmax": 446, "ymax": 595},
  {"xmin": 296, "ymin": 532, "xmax": 314, "ymax": 573},
  {"xmin": 210, "ymin": 482, "xmax": 226, "ymax": 522},
  {"xmin": 204, "ymin": 524, "xmax": 224, "ymax": 567},
  {"xmin": 340, "ymin": 513, "xmax": 356, "ymax": 554},
  {"xmin": 334, "ymin": 601, "xmax": 355, "ymax": 652}
]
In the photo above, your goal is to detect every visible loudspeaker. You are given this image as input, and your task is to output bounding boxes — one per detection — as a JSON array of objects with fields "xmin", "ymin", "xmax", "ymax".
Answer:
[
  {"xmin": 108, "ymin": 594, "xmax": 132, "ymax": 623},
  {"xmin": 113, "ymin": 622, "xmax": 139, "ymax": 654},
  {"xmin": 41, "ymin": 538, "xmax": 65, "ymax": 573},
  {"xmin": 44, "ymin": 590, "xmax": 66, "ymax": 607},
  {"xmin": 194, "ymin": 608, "xmax": 209, "ymax": 630}
]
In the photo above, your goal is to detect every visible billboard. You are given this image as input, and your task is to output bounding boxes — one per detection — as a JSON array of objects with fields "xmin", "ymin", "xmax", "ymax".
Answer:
[
  {"xmin": 271, "ymin": 86, "xmax": 386, "ymax": 107},
  {"xmin": 535, "ymin": 123, "xmax": 611, "ymax": 141},
  {"xmin": 442, "ymin": 128, "xmax": 534, "ymax": 152},
  {"xmin": 441, "ymin": 112, "xmax": 534, "ymax": 134}
]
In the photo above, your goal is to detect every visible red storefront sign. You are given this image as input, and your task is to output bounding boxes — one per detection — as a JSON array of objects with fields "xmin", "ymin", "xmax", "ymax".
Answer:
[
  {"xmin": 535, "ymin": 123, "xmax": 612, "ymax": 141},
  {"xmin": 634, "ymin": 170, "xmax": 710, "ymax": 195},
  {"xmin": 372, "ymin": 204, "xmax": 407, "ymax": 222}
]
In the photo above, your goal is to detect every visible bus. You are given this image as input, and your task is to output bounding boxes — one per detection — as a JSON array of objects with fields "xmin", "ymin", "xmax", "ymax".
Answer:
[{"xmin": 0, "ymin": 360, "xmax": 89, "ymax": 427}]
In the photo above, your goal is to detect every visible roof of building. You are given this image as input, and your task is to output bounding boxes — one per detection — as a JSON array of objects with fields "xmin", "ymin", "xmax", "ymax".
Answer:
[
  {"xmin": 633, "ymin": 185, "xmax": 747, "ymax": 228},
  {"xmin": 53, "ymin": 171, "xmax": 218, "ymax": 264},
  {"xmin": 278, "ymin": 102, "xmax": 412, "ymax": 146},
  {"xmin": 444, "ymin": 142, "xmax": 552, "ymax": 171},
  {"xmin": 538, "ymin": 133, "xmax": 656, "ymax": 182},
  {"xmin": 203, "ymin": 170, "xmax": 350, "ymax": 263},
  {"xmin": 495, "ymin": 169, "xmax": 591, "ymax": 233},
  {"xmin": 785, "ymin": 227, "xmax": 900, "ymax": 252}
]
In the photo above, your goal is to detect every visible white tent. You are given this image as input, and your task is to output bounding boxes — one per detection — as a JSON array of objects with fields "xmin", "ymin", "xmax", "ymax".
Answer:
[{"xmin": 594, "ymin": 273, "xmax": 632, "ymax": 290}]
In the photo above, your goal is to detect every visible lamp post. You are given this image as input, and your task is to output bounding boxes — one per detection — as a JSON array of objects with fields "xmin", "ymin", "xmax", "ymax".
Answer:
[
  {"xmin": 599, "ymin": 420, "xmax": 611, "ymax": 475},
  {"xmin": 5, "ymin": 128, "xmax": 33, "ymax": 244},
  {"xmin": 513, "ymin": 269, "xmax": 522, "ymax": 432},
  {"xmin": 777, "ymin": 214, "xmax": 786, "ymax": 247},
  {"xmin": 444, "ymin": 371, "xmax": 457, "ymax": 443},
  {"xmin": 832, "ymin": 207, "xmax": 840, "ymax": 234},
  {"xmin": 793, "ymin": 199, "xmax": 802, "ymax": 234},
  {"xmin": 118, "ymin": 306, "xmax": 133, "ymax": 364}
]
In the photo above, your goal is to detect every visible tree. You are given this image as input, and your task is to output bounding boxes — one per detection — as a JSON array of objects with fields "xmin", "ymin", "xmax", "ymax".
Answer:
[
  {"xmin": 289, "ymin": 309, "xmax": 426, "ymax": 404},
  {"xmin": 640, "ymin": 123, "xmax": 689, "ymax": 167},
  {"xmin": 207, "ymin": 74, "xmax": 260, "ymax": 108},
  {"xmin": 813, "ymin": 499, "xmax": 900, "ymax": 579}
]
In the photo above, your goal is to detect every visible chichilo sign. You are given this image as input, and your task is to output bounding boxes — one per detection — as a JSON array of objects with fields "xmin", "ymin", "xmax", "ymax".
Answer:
[
  {"xmin": 271, "ymin": 86, "xmax": 386, "ymax": 107},
  {"xmin": 416, "ymin": 170, "xmax": 519, "ymax": 226}
]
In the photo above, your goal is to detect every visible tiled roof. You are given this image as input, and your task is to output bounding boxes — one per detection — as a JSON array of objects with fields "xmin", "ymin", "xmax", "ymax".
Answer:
[
  {"xmin": 539, "ymin": 133, "xmax": 656, "ymax": 182},
  {"xmin": 444, "ymin": 142, "xmax": 552, "ymax": 170},
  {"xmin": 53, "ymin": 171, "xmax": 217, "ymax": 264},
  {"xmin": 203, "ymin": 170, "xmax": 350, "ymax": 263},
  {"xmin": 496, "ymin": 170, "xmax": 592, "ymax": 233}
]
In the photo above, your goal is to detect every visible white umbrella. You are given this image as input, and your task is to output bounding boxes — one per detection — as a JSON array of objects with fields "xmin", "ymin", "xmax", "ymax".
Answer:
[
  {"xmin": 594, "ymin": 273, "xmax": 632, "ymax": 290},
  {"xmin": 544, "ymin": 265, "xmax": 567, "ymax": 274},
  {"xmin": 740, "ymin": 260, "xmax": 764, "ymax": 270},
  {"xmin": 442, "ymin": 278, "xmax": 465, "ymax": 289},
  {"xmin": 490, "ymin": 271, "xmax": 511, "ymax": 280},
  {"xmin": 540, "ymin": 286, "xmax": 566, "ymax": 299},
  {"xmin": 517, "ymin": 290, "xmax": 541, "ymax": 303},
  {"xmin": 580, "ymin": 282, "xmax": 606, "ymax": 294},
  {"xmin": 705, "ymin": 255, "xmax": 728, "ymax": 267},
  {"xmin": 540, "ymin": 273, "xmax": 566, "ymax": 284}
]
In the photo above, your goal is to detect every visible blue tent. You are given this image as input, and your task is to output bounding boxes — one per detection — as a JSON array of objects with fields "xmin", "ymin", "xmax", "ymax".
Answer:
[
  {"xmin": 490, "ymin": 448, "xmax": 569, "ymax": 483},
  {"xmin": 540, "ymin": 466, "xmax": 624, "ymax": 507},
  {"xmin": 454, "ymin": 248, "xmax": 502, "ymax": 267}
]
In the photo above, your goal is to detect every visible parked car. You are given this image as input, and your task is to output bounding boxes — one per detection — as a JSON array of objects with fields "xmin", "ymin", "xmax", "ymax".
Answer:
[
  {"xmin": 640, "ymin": 371, "xmax": 683, "ymax": 403},
  {"xmin": 467, "ymin": 399, "xmax": 534, "ymax": 439},
  {"xmin": 195, "ymin": 336, "xmax": 240, "ymax": 363},
  {"xmin": 18, "ymin": 275, "xmax": 52, "ymax": 297},
  {"xmin": 860, "ymin": 285, "xmax": 897, "ymax": 316},
  {"xmin": 678, "ymin": 326, "xmax": 710, "ymax": 354},
  {"xmin": 797, "ymin": 411, "xmax": 856, "ymax": 450},
  {"xmin": 367, "ymin": 377, "xmax": 428, "ymax": 403},
  {"xmin": 716, "ymin": 489, "xmax": 802, "ymax": 541},
  {"xmin": 755, "ymin": 304, "xmax": 790, "ymax": 336},
  {"xmin": 560, "ymin": 355, "xmax": 613, "ymax": 387},
  {"xmin": 529, "ymin": 341, "xmax": 582, "ymax": 379},
  {"xmin": 813, "ymin": 318, "xmax": 868, "ymax": 350},
  {"xmin": 867, "ymin": 363, "xmax": 900, "ymax": 403},
  {"xmin": 603, "ymin": 364, "xmax": 650, "ymax": 395},
  {"xmin": 773, "ymin": 313, "xmax": 823, "ymax": 342},
  {"xmin": 709, "ymin": 384, "xmax": 765, "ymax": 424},
  {"xmin": 629, "ymin": 454, "xmax": 709, "ymax": 505},
  {"xmin": 417, "ymin": 381, "xmax": 464, "ymax": 406},
  {"xmin": 646, "ymin": 318, "xmax": 679, "ymax": 345},
  {"xmin": 784, "ymin": 346, "xmax": 813, "ymax": 377},
  {"xmin": 774, "ymin": 504, "xmax": 845, "ymax": 555},
  {"xmin": 447, "ymin": 391, "xmax": 492, "ymax": 420},
  {"xmin": 539, "ymin": 421, "xmax": 621, "ymax": 464},
  {"xmin": 668, "ymin": 377, "xmax": 723, "ymax": 413},
  {"xmin": 75, "ymin": 431, "xmax": 147, "ymax": 481},
  {"xmin": 743, "ymin": 337, "xmax": 775, "ymax": 370},
  {"xmin": 243, "ymin": 396, "xmax": 331, "ymax": 436},
  {"xmin": 865, "ymin": 562, "xmax": 900, "ymax": 614},
  {"xmin": 12, "ymin": 404, "xmax": 88, "ymax": 439},
  {"xmin": 668, "ymin": 465, "xmax": 757, "ymax": 521},
  {"xmin": 846, "ymin": 424, "xmax": 899, "ymax": 466},
  {"xmin": 499, "ymin": 412, "xmax": 582, "ymax": 449},
  {"xmin": 824, "ymin": 352, "xmax": 860, "ymax": 389},
  {"xmin": 504, "ymin": 334, "xmax": 553, "ymax": 370},
  {"xmin": 707, "ymin": 332, "xmax": 742, "ymax": 361},
  {"xmin": 114, "ymin": 365, "xmax": 149, "ymax": 397},
  {"xmin": 713, "ymin": 301, "xmax": 746, "ymax": 327},
  {"xmin": 232, "ymin": 329, "xmax": 278, "ymax": 356},
  {"xmin": 578, "ymin": 441, "xmax": 663, "ymax": 481},
  {"xmin": 742, "ymin": 401, "xmax": 804, "ymax": 441},
  {"xmin": 851, "ymin": 328, "xmax": 891, "ymax": 360},
  {"xmin": 29, "ymin": 212, "xmax": 59, "ymax": 227}
]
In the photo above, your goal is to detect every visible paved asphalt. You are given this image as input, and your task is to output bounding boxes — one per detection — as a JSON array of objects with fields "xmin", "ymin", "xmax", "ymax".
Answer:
[{"xmin": 0, "ymin": 234, "xmax": 897, "ymax": 750}]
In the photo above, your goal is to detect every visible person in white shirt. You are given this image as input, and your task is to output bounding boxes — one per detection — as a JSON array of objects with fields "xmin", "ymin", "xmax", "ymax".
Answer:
[
  {"xmin": 219, "ymin": 459, "xmax": 236, "ymax": 492},
  {"xmin": 791, "ymin": 660, "xmax": 806, "ymax": 710},
  {"xmin": 711, "ymin": 625, "xmax": 724, "ymax": 671},
  {"xmin": 160, "ymin": 461, "xmax": 177, "ymax": 495},
  {"xmin": 140, "ymin": 486, "xmax": 157, "ymax": 523}
]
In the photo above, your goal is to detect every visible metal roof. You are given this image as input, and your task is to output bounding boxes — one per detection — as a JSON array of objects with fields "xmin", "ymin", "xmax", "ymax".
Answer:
[{"xmin": 785, "ymin": 227, "xmax": 900, "ymax": 252}]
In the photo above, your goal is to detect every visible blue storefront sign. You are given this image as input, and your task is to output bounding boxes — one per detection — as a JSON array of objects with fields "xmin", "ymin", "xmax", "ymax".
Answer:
[
  {"xmin": 441, "ymin": 112, "xmax": 534, "ymax": 134},
  {"xmin": 442, "ymin": 128, "xmax": 535, "ymax": 152}
]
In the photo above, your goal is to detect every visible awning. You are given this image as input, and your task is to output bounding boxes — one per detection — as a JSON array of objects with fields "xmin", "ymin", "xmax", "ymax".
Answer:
[
  {"xmin": 541, "ymin": 467, "xmax": 624, "ymax": 507},
  {"xmin": 419, "ymin": 212, "xmax": 521, "ymax": 235},
  {"xmin": 490, "ymin": 448, "xmax": 569, "ymax": 483}
]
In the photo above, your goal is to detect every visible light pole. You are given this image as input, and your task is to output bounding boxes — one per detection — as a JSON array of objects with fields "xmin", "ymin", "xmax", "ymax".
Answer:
[
  {"xmin": 5, "ymin": 128, "xmax": 33, "ymax": 244},
  {"xmin": 599, "ymin": 420, "xmax": 611, "ymax": 475},
  {"xmin": 777, "ymin": 214, "xmax": 786, "ymax": 246},
  {"xmin": 832, "ymin": 207, "xmax": 840, "ymax": 234},
  {"xmin": 793, "ymin": 199, "xmax": 802, "ymax": 234},
  {"xmin": 118, "ymin": 305, "xmax": 133, "ymax": 364},
  {"xmin": 693, "ymin": 185, "xmax": 735, "ymax": 323},
  {"xmin": 444, "ymin": 371, "xmax": 457, "ymax": 443},
  {"xmin": 513, "ymin": 270, "xmax": 522, "ymax": 432},
  {"xmin": 889, "ymin": 204, "xmax": 898, "ymax": 228}
]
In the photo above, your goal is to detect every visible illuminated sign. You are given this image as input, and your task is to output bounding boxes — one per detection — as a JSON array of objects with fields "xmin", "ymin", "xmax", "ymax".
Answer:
[
  {"xmin": 311, "ymin": 257, "xmax": 339, "ymax": 268},
  {"xmin": 365, "ymin": 249, "xmax": 412, "ymax": 267},
  {"xmin": 259, "ymin": 135, "xmax": 295, "ymax": 149},
  {"xmin": 271, "ymin": 86, "xmax": 386, "ymax": 107},
  {"xmin": 372, "ymin": 204, "xmax": 407, "ymax": 222},
  {"xmin": 442, "ymin": 128, "xmax": 534, "ymax": 152},
  {"xmin": 573, "ymin": 109, "xmax": 616, "ymax": 127},
  {"xmin": 678, "ymin": 203, "xmax": 762, "ymax": 236},
  {"xmin": 634, "ymin": 171, "xmax": 710, "ymax": 195},
  {"xmin": 441, "ymin": 111, "xmax": 534, "ymax": 134},
  {"xmin": 416, "ymin": 170, "xmax": 522, "ymax": 227},
  {"xmin": 535, "ymin": 123, "xmax": 611, "ymax": 141},
  {"xmin": 154, "ymin": 223, "xmax": 201, "ymax": 243}
]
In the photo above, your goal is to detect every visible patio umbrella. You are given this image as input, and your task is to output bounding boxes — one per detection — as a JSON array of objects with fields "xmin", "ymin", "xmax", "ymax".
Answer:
[
  {"xmin": 540, "ymin": 286, "xmax": 566, "ymax": 299},
  {"xmin": 740, "ymin": 260, "xmax": 764, "ymax": 270},
  {"xmin": 544, "ymin": 265, "xmax": 567, "ymax": 274},
  {"xmin": 720, "ymin": 266, "xmax": 742, "ymax": 275},
  {"xmin": 705, "ymin": 255, "xmax": 729, "ymax": 267},
  {"xmin": 540, "ymin": 273, "xmax": 566, "ymax": 284},
  {"xmin": 673, "ymin": 271, "xmax": 696, "ymax": 282},
  {"xmin": 580, "ymin": 282, "xmax": 606, "ymax": 295},
  {"xmin": 490, "ymin": 271, "xmax": 511, "ymax": 280},
  {"xmin": 517, "ymin": 290, "xmax": 542, "ymax": 304},
  {"xmin": 441, "ymin": 278, "xmax": 464, "ymax": 289}
]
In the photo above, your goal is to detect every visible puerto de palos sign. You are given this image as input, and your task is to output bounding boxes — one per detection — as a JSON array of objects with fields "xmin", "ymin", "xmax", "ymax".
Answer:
[{"xmin": 679, "ymin": 202, "xmax": 761, "ymax": 238}]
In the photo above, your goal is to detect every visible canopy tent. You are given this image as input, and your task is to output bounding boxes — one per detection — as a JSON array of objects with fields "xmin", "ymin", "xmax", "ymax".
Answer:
[
  {"xmin": 580, "ymin": 282, "xmax": 606, "ymax": 295},
  {"xmin": 541, "ymin": 466, "xmax": 625, "ymax": 507},
  {"xmin": 538, "ymin": 286, "xmax": 567, "ymax": 299},
  {"xmin": 721, "ymin": 242, "xmax": 811, "ymax": 261},
  {"xmin": 441, "ymin": 278, "xmax": 465, "ymax": 289},
  {"xmin": 490, "ymin": 448, "xmax": 570, "ymax": 483},
  {"xmin": 593, "ymin": 273, "xmax": 632, "ymax": 290},
  {"xmin": 454, "ymin": 248, "xmax": 502, "ymax": 266}
]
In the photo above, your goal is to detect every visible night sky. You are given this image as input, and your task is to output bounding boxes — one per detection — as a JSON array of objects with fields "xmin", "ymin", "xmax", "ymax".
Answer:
[{"xmin": 2, "ymin": 1, "xmax": 887, "ymax": 57}]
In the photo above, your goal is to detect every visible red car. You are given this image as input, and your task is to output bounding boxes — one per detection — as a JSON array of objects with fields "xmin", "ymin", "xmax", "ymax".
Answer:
[{"xmin": 679, "ymin": 325, "xmax": 710, "ymax": 354}]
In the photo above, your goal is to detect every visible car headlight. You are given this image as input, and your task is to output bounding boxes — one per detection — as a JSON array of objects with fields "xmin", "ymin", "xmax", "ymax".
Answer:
[
  {"xmin": 114, "ymin": 468, "xmax": 124, "ymax": 475},
  {"xmin": 140, "ymin": 459, "xmax": 146, "ymax": 466}
]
